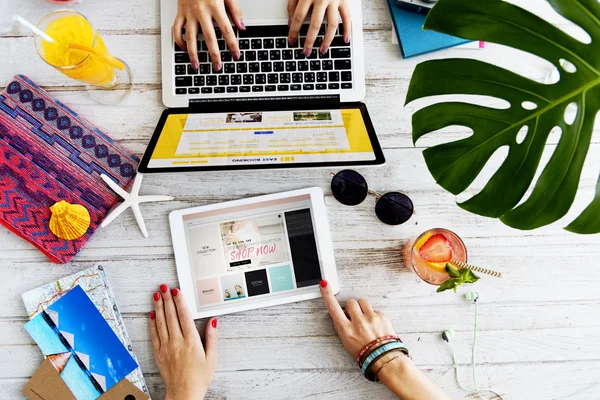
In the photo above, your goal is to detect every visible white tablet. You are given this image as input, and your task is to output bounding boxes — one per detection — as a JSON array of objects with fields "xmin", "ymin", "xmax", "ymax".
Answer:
[{"xmin": 169, "ymin": 187, "xmax": 340, "ymax": 319}]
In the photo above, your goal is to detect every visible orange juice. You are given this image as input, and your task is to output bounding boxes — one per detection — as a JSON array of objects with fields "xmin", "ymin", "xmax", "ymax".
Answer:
[{"xmin": 37, "ymin": 12, "xmax": 115, "ymax": 87}]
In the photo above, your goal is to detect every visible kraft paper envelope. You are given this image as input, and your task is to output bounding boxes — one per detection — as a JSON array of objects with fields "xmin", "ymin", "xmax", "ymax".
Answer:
[{"xmin": 23, "ymin": 358, "xmax": 148, "ymax": 400}]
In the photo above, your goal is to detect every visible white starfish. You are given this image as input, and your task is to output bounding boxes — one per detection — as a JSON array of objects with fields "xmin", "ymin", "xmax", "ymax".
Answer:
[{"xmin": 100, "ymin": 173, "xmax": 173, "ymax": 238}]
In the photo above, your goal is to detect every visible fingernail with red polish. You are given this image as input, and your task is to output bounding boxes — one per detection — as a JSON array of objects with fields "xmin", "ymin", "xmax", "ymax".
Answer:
[
  {"xmin": 153, "ymin": 292, "xmax": 160, "ymax": 301},
  {"xmin": 213, "ymin": 63, "xmax": 222, "ymax": 72},
  {"xmin": 320, "ymin": 46, "xmax": 328, "ymax": 55},
  {"xmin": 211, "ymin": 318, "xmax": 218, "ymax": 328},
  {"xmin": 240, "ymin": 20, "xmax": 246, "ymax": 30},
  {"xmin": 160, "ymin": 284, "xmax": 168, "ymax": 293},
  {"xmin": 233, "ymin": 51, "xmax": 241, "ymax": 61},
  {"xmin": 171, "ymin": 288, "xmax": 179, "ymax": 297},
  {"xmin": 192, "ymin": 60, "xmax": 199, "ymax": 70},
  {"xmin": 149, "ymin": 311, "xmax": 155, "ymax": 320},
  {"xmin": 304, "ymin": 48, "xmax": 311, "ymax": 57},
  {"xmin": 289, "ymin": 37, "xmax": 296, "ymax": 46},
  {"xmin": 320, "ymin": 280, "xmax": 328, "ymax": 288},
  {"xmin": 344, "ymin": 35, "xmax": 351, "ymax": 44}
]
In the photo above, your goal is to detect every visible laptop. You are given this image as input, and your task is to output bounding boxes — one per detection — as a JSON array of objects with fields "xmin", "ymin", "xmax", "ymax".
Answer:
[
  {"xmin": 160, "ymin": 0, "xmax": 366, "ymax": 107},
  {"xmin": 140, "ymin": 0, "xmax": 382, "ymax": 173}
]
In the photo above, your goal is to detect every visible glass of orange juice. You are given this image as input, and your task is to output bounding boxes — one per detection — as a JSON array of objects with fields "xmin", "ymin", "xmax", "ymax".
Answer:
[
  {"xmin": 406, "ymin": 228, "xmax": 467, "ymax": 286},
  {"xmin": 34, "ymin": 10, "xmax": 132, "ymax": 104}
]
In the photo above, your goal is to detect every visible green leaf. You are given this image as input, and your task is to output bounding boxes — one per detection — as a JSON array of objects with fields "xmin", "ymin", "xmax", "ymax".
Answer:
[
  {"xmin": 446, "ymin": 263, "xmax": 461, "ymax": 278},
  {"xmin": 566, "ymin": 175, "xmax": 600, "ymax": 233},
  {"xmin": 460, "ymin": 269, "xmax": 481, "ymax": 286},
  {"xmin": 406, "ymin": 0, "xmax": 600, "ymax": 233},
  {"xmin": 436, "ymin": 265, "xmax": 480, "ymax": 293},
  {"xmin": 436, "ymin": 278, "xmax": 460, "ymax": 293}
]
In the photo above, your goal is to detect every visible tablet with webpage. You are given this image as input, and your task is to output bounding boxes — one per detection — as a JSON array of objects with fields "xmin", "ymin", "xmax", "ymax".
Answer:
[
  {"xmin": 139, "ymin": 103, "xmax": 384, "ymax": 172},
  {"xmin": 170, "ymin": 188, "xmax": 339, "ymax": 318}
]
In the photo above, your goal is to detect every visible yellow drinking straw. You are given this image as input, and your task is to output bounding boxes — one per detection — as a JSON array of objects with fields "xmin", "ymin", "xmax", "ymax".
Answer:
[{"xmin": 67, "ymin": 43, "xmax": 125, "ymax": 71}]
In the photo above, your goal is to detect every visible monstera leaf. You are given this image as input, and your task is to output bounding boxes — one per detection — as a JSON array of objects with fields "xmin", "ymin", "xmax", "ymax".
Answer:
[{"xmin": 406, "ymin": 0, "xmax": 600, "ymax": 234}]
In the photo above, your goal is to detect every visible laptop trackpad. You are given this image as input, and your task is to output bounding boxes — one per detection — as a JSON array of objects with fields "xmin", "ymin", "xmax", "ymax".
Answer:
[{"xmin": 239, "ymin": 0, "xmax": 288, "ymax": 23}]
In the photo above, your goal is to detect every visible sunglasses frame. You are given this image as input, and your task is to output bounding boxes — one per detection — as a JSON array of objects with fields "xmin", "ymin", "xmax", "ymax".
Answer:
[{"xmin": 330, "ymin": 170, "xmax": 416, "ymax": 224}]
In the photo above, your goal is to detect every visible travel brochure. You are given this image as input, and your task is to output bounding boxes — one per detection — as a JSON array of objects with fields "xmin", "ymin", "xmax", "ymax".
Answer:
[
  {"xmin": 24, "ymin": 286, "xmax": 139, "ymax": 399},
  {"xmin": 21, "ymin": 265, "xmax": 149, "ymax": 399}
]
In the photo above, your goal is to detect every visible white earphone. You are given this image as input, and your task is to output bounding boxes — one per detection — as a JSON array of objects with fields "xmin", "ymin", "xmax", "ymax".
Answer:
[
  {"xmin": 441, "ymin": 292, "xmax": 505, "ymax": 400},
  {"xmin": 441, "ymin": 328, "xmax": 454, "ymax": 343},
  {"xmin": 464, "ymin": 291, "xmax": 479, "ymax": 302}
]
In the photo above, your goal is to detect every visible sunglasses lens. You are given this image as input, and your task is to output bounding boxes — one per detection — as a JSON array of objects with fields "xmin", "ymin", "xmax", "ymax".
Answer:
[
  {"xmin": 331, "ymin": 170, "xmax": 368, "ymax": 206},
  {"xmin": 375, "ymin": 192, "xmax": 414, "ymax": 225}
]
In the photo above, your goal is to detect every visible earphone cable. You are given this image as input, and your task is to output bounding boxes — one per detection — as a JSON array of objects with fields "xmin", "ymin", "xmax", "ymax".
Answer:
[
  {"xmin": 473, "ymin": 301, "xmax": 479, "ymax": 392},
  {"xmin": 450, "ymin": 346, "xmax": 470, "ymax": 392},
  {"xmin": 472, "ymin": 301, "xmax": 506, "ymax": 400},
  {"xmin": 448, "ymin": 294, "xmax": 506, "ymax": 399}
]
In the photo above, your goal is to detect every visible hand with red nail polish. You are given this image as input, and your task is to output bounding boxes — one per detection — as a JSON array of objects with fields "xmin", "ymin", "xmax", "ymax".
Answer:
[
  {"xmin": 287, "ymin": 0, "xmax": 352, "ymax": 54},
  {"xmin": 173, "ymin": 0, "xmax": 244, "ymax": 67},
  {"xmin": 150, "ymin": 284, "xmax": 219, "ymax": 400},
  {"xmin": 319, "ymin": 280, "xmax": 395, "ymax": 358},
  {"xmin": 319, "ymin": 281, "xmax": 450, "ymax": 400}
]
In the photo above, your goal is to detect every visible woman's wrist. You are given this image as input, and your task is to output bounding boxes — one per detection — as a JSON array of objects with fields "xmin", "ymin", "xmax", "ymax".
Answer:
[
  {"xmin": 374, "ymin": 352, "xmax": 414, "ymax": 388},
  {"xmin": 375, "ymin": 353, "xmax": 452, "ymax": 400},
  {"xmin": 166, "ymin": 387, "xmax": 207, "ymax": 400}
]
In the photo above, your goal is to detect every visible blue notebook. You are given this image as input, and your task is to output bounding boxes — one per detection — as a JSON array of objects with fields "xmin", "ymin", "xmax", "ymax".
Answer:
[{"xmin": 387, "ymin": 0, "xmax": 473, "ymax": 58}]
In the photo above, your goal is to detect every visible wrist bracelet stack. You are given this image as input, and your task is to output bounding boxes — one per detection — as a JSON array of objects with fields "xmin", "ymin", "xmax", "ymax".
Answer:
[{"xmin": 356, "ymin": 336, "xmax": 410, "ymax": 382}]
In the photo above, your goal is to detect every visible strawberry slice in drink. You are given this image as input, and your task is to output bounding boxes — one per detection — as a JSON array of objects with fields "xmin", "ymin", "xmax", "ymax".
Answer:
[{"xmin": 418, "ymin": 234, "xmax": 453, "ymax": 263}]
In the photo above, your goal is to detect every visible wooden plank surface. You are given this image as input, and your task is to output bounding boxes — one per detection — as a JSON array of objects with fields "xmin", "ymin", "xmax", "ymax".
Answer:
[{"xmin": 1, "ymin": 0, "xmax": 600, "ymax": 399}]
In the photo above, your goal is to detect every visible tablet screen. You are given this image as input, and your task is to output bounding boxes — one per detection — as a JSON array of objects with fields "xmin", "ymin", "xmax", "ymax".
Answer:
[
  {"xmin": 181, "ymin": 194, "xmax": 323, "ymax": 311},
  {"xmin": 143, "ymin": 107, "xmax": 382, "ymax": 171}
]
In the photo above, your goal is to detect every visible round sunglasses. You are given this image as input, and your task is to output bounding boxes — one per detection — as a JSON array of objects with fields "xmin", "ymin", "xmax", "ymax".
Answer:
[{"xmin": 330, "ymin": 170, "xmax": 415, "ymax": 225}]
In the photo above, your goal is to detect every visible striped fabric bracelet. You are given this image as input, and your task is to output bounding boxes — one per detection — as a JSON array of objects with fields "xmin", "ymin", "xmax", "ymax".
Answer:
[
  {"xmin": 360, "ymin": 341, "xmax": 408, "ymax": 376},
  {"xmin": 358, "ymin": 338, "xmax": 402, "ymax": 368},
  {"xmin": 356, "ymin": 335, "xmax": 403, "ymax": 363}
]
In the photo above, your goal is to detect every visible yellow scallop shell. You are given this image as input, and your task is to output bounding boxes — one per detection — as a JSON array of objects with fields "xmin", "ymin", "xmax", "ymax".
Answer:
[{"xmin": 49, "ymin": 200, "xmax": 91, "ymax": 240}]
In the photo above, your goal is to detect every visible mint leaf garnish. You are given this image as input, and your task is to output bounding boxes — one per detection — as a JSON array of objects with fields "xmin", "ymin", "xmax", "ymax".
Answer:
[
  {"xmin": 446, "ymin": 263, "xmax": 461, "ymax": 278},
  {"xmin": 436, "ymin": 264, "xmax": 480, "ymax": 293}
]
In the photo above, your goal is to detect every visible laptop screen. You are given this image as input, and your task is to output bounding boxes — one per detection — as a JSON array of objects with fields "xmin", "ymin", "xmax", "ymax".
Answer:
[{"xmin": 140, "ymin": 105, "xmax": 384, "ymax": 172}]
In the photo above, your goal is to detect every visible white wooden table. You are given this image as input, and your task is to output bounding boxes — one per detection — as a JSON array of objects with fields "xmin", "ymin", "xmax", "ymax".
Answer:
[{"xmin": 1, "ymin": 1, "xmax": 600, "ymax": 399}]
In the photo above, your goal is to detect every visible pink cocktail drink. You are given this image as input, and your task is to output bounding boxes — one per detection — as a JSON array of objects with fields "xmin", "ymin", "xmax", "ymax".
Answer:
[{"xmin": 409, "ymin": 228, "xmax": 467, "ymax": 285}]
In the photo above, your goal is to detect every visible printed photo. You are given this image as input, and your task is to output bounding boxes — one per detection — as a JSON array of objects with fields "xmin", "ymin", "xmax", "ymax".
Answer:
[
  {"xmin": 226, "ymin": 112, "xmax": 263, "ymax": 123},
  {"xmin": 220, "ymin": 214, "xmax": 290, "ymax": 271},
  {"xmin": 24, "ymin": 285, "xmax": 138, "ymax": 398},
  {"xmin": 293, "ymin": 111, "xmax": 332, "ymax": 122},
  {"xmin": 221, "ymin": 274, "xmax": 247, "ymax": 301}
]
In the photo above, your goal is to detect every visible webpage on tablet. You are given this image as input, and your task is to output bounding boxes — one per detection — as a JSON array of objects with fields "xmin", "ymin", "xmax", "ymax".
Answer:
[{"xmin": 182, "ymin": 194, "xmax": 323, "ymax": 312}]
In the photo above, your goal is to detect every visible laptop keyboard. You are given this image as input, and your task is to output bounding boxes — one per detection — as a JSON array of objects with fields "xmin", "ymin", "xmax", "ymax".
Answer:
[{"xmin": 174, "ymin": 24, "xmax": 353, "ymax": 95}]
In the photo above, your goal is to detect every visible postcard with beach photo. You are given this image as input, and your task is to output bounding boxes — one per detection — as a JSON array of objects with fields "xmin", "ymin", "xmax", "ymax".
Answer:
[{"xmin": 24, "ymin": 285, "xmax": 138, "ymax": 400}]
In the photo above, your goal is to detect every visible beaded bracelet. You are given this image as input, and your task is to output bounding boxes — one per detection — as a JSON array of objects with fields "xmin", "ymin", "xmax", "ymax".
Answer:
[
  {"xmin": 360, "ymin": 341, "xmax": 408, "ymax": 376},
  {"xmin": 356, "ymin": 335, "xmax": 402, "ymax": 363},
  {"xmin": 365, "ymin": 348, "xmax": 410, "ymax": 382},
  {"xmin": 358, "ymin": 338, "xmax": 400, "ymax": 368}
]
